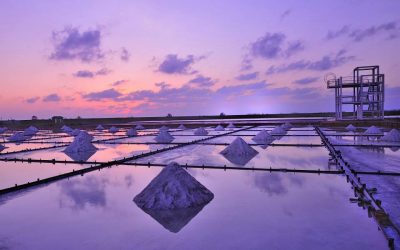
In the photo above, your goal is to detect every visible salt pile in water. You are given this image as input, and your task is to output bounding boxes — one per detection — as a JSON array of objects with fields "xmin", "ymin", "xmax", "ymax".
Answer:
[
  {"xmin": 159, "ymin": 125, "xmax": 169, "ymax": 131},
  {"xmin": 215, "ymin": 125, "xmax": 225, "ymax": 131},
  {"xmin": 23, "ymin": 125, "xmax": 38, "ymax": 136},
  {"xmin": 282, "ymin": 122, "xmax": 293, "ymax": 130},
  {"xmin": 252, "ymin": 130, "xmax": 274, "ymax": 146},
  {"xmin": 178, "ymin": 124, "xmax": 186, "ymax": 129},
  {"xmin": 134, "ymin": 162, "xmax": 214, "ymax": 210},
  {"xmin": 346, "ymin": 124, "xmax": 356, "ymax": 132},
  {"xmin": 69, "ymin": 129, "xmax": 81, "ymax": 136},
  {"xmin": 364, "ymin": 126, "xmax": 382, "ymax": 135},
  {"xmin": 8, "ymin": 132, "xmax": 26, "ymax": 142},
  {"xmin": 194, "ymin": 127, "xmax": 208, "ymax": 136},
  {"xmin": 95, "ymin": 125, "xmax": 105, "ymax": 130},
  {"xmin": 270, "ymin": 125, "xmax": 286, "ymax": 135},
  {"xmin": 135, "ymin": 124, "xmax": 145, "ymax": 130},
  {"xmin": 109, "ymin": 126, "xmax": 119, "ymax": 133},
  {"xmin": 381, "ymin": 129, "xmax": 400, "ymax": 142},
  {"xmin": 0, "ymin": 127, "xmax": 7, "ymax": 134},
  {"xmin": 0, "ymin": 144, "xmax": 6, "ymax": 152},
  {"xmin": 155, "ymin": 130, "xmax": 174, "ymax": 143},
  {"xmin": 220, "ymin": 137, "xmax": 258, "ymax": 165},
  {"xmin": 227, "ymin": 123, "xmax": 236, "ymax": 129},
  {"xmin": 64, "ymin": 131, "xmax": 97, "ymax": 153},
  {"xmin": 126, "ymin": 128, "xmax": 138, "ymax": 137},
  {"xmin": 61, "ymin": 125, "xmax": 73, "ymax": 133}
]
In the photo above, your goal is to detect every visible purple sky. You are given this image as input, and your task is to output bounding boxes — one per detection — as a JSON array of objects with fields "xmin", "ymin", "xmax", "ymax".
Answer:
[{"xmin": 0, "ymin": 0, "xmax": 399, "ymax": 119}]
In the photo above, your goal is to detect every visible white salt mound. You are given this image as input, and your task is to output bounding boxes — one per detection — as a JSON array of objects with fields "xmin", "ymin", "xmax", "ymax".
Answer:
[
  {"xmin": 381, "ymin": 129, "xmax": 400, "ymax": 142},
  {"xmin": 96, "ymin": 125, "xmax": 105, "ymax": 130},
  {"xmin": 64, "ymin": 131, "xmax": 97, "ymax": 153},
  {"xmin": 70, "ymin": 129, "xmax": 81, "ymax": 136},
  {"xmin": 155, "ymin": 130, "xmax": 174, "ymax": 143},
  {"xmin": 159, "ymin": 125, "xmax": 169, "ymax": 131},
  {"xmin": 194, "ymin": 127, "xmax": 208, "ymax": 136},
  {"xmin": 215, "ymin": 125, "xmax": 225, "ymax": 131},
  {"xmin": 364, "ymin": 126, "xmax": 382, "ymax": 135},
  {"xmin": 8, "ymin": 132, "xmax": 26, "ymax": 142},
  {"xmin": 227, "ymin": 123, "xmax": 236, "ymax": 129},
  {"xmin": 109, "ymin": 126, "xmax": 119, "ymax": 133},
  {"xmin": 252, "ymin": 130, "xmax": 274, "ymax": 145},
  {"xmin": 282, "ymin": 122, "xmax": 293, "ymax": 130},
  {"xmin": 178, "ymin": 124, "xmax": 186, "ymax": 129},
  {"xmin": 127, "ymin": 128, "xmax": 138, "ymax": 137},
  {"xmin": 220, "ymin": 137, "xmax": 258, "ymax": 165},
  {"xmin": 135, "ymin": 124, "xmax": 145, "ymax": 130},
  {"xmin": 134, "ymin": 162, "xmax": 214, "ymax": 210},
  {"xmin": 24, "ymin": 125, "xmax": 38, "ymax": 136},
  {"xmin": 62, "ymin": 125, "xmax": 73, "ymax": 133},
  {"xmin": 346, "ymin": 124, "xmax": 356, "ymax": 131},
  {"xmin": 270, "ymin": 126, "xmax": 287, "ymax": 135},
  {"xmin": 0, "ymin": 127, "xmax": 7, "ymax": 134},
  {"xmin": 0, "ymin": 144, "xmax": 6, "ymax": 152}
]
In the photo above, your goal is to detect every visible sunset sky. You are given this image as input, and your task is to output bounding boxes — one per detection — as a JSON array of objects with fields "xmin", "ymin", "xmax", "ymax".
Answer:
[{"xmin": 1, "ymin": 0, "xmax": 399, "ymax": 119}]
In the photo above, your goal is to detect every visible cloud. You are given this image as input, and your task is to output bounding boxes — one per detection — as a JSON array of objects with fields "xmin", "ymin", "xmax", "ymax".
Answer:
[
  {"xmin": 235, "ymin": 72, "xmax": 258, "ymax": 81},
  {"xmin": 82, "ymin": 88, "xmax": 123, "ymax": 101},
  {"xmin": 240, "ymin": 55, "xmax": 253, "ymax": 71},
  {"xmin": 120, "ymin": 47, "xmax": 130, "ymax": 62},
  {"xmin": 158, "ymin": 54, "xmax": 201, "ymax": 74},
  {"xmin": 155, "ymin": 82, "xmax": 171, "ymax": 89},
  {"xmin": 43, "ymin": 93, "xmax": 61, "ymax": 102},
  {"xmin": 293, "ymin": 76, "xmax": 319, "ymax": 85},
  {"xmin": 73, "ymin": 68, "xmax": 111, "ymax": 78},
  {"xmin": 26, "ymin": 97, "xmax": 40, "ymax": 103},
  {"xmin": 186, "ymin": 75, "xmax": 216, "ymax": 88},
  {"xmin": 267, "ymin": 49, "xmax": 354, "ymax": 74},
  {"xmin": 250, "ymin": 32, "xmax": 304, "ymax": 60},
  {"xmin": 49, "ymin": 26, "xmax": 104, "ymax": 63},
  {"xmin": 326, "ymin": 21, "xmax": 400, "ymax": 42},
  {"xmin": 111, "ymin": 80, "xmax": 128, "ymax": 86},
  {"xmin": 280, "ymin": 9, "xmax": 291, "ymax": 21}
]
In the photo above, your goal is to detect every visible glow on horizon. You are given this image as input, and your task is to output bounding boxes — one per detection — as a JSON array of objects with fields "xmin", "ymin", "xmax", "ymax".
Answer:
[{"xmin": 0, "ymin": 0, "xmax": 399, "ymax": 119}]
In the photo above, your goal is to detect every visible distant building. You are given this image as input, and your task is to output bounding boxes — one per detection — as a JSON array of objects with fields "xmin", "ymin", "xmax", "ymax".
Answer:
[
  {"xmin": 220, "ymin": 112, "xmax": 226, "ymax": 117},
  {"xmin": 167, "ymin": 113, "xmax": 172, "ymax": 118},
  {"xmin": 52, "ymin": 116, "xmax": 64, "ymax": 124},
  {"xmin": 32, "ymin": 116, "xmax": 38, "ymax": 120}
]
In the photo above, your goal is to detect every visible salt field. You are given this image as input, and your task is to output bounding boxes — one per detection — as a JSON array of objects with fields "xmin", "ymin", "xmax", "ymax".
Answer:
[{"xmin": 0, "ymin": 120, "xmax": 399, "ymax": 249}]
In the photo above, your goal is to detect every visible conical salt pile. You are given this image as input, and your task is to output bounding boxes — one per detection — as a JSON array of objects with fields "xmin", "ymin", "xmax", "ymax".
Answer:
[
  {"xmin": 252, "ymin": 130, "xmax": 274, "ymax": 145},
  {"xmin": 194, "ymin": 127, "xmax": 208, "ymax": 136},
  {"xmin": 159, "ymin": 125, "xmax": 169, "ymax": 132},
  {"xmin": 364, "ymin": 126, "xmax": 382, "ymax": 135},
  {"xmin": 134, "ymin": 162, "xmax": 214, "ymax": 210},
  {"xmin": 61, "ymin": 125, "xmax": 73, "ymax": 133},
  {"xmin": 135, "ymin": 124, "xmax": 145, "ymax": 130},
  {"xmin": 220, "ymin": 137, "xmax": 258, "ymax": 165},
  {"xmin": 7, "ymin": 132, "xmax": 26, "ymax": 142},
  {"xmin": 64, "ymin": 131, "xmax": 97, "ymax": 153},
  {"xmin": 0, "ymin": 144, "xmax": 7, "ymax": 152},
  {"xmin": 282, "ymin": 122, "xmax": 293, "ymax": 130},
  {"xmin": 126, "ymin": 128, "xmax": 138, "ymax": 137},
  {"xmin": 23, "ymin": 125, "xmax": 38, "ymax": 136},
  {"xmin": 69, "ymin": 129, "xmax": 81, "ymax": 136},
  {"xmin": 345, "ymin": 124, "xmax": 356, "ymax": 132},
  {"xmin": 227, "ymin": 123, "xmax": 236, "ymax": 129},
  {"xmin": 95, "ymin": 125, "xmax": 105, "ymax": 131},
  {"xmin": 0, "ymin": 127, "xmax": 7, "ymax": 134},
  {"xmin": 381, "ymin": 129, "xmax": 400, "ymax": 142},
  {"xmin": 109, "ymin": 126, "xmax": 119, "ymax": 133},
  {"xmin": 270, "ymin": 125, "xmax": 287, "ymax": 135},
  {"xmin": 155, "ymin": 130, "xmax": 174, "ymax": 143},
  {"xmin": 215, "ymin": 125, "xmax": 225, "ymax": 131},
  {"xmin": 178, "ymin": 124, "xmax": 186, "ymax": 129}
]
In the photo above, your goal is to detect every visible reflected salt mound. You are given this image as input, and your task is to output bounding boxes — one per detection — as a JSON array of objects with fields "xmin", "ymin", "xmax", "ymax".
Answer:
[
  {"xmin": 252, "ymin": 130, "xmax": 274, "ymax": 149},
  {"xmin": 155, "ymin": 130, "xmax": 174, "ymax": 143},
  {"xmin": 220, "ymin": 137, "xmax": 258, "ymax": 166},
  {"xmin": 63, "ymin": 131, "xmax": 97, "ymax": 162},
  {"xmin": 178, "ymin": 124, "xmax": 186, "ymax": 129},
  {"xmin": 346, "ymin": 124, "xmax": 356, "ymax": 132},
  {"xmin": 194, "ymin": 127, "xmax": 208, "ymax": 136},
  {"xmin": 134, "ymin": 162, "xmax": 214, "ymax": 233},
  {"xmin": 215, "ymin": 125, "xmax": 225, "ymax": 131}
]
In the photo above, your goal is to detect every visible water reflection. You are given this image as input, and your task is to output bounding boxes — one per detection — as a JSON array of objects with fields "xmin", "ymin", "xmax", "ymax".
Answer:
[
  {"xmin": 63, "ymin": 149, "xmax": 97, "ymax": 162},
  {"xmin": 252, "ymin": 172, "xmax": 305, "ymax": 197},
  {"xmin": 137, "ymin": 205, "xmax": 208, "ymax": 233},
  {"xmin": 58, "ymin": 176, "xmax": 108, "ymax": 210}
]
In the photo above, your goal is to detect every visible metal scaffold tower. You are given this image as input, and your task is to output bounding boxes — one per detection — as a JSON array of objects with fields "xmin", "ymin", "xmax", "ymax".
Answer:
[{"xmin": 326, "ymin": 65, "xmax": 385, "ymax": 120}]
